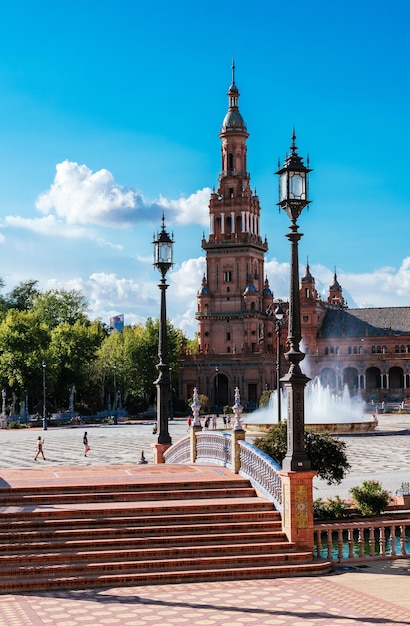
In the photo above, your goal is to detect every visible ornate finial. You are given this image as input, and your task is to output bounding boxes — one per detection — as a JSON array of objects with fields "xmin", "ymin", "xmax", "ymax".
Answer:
[
  {"xmin": 231, "ymin": 58, "xmax": 236, "ymax": 85},
  {"xmin": 306, "ymin": 256, "xmax": 310, "ymax": 271},
  {"xmin": 161, "ymin": 212, "xmax": 166, "ymax": 230},
  {"xmin": 290, "ymin": 127, "xmax": 297, "ymax": 154},
  {"xmin": 307, "ymin": 153, "xmax": 310, "ymax": 168}
]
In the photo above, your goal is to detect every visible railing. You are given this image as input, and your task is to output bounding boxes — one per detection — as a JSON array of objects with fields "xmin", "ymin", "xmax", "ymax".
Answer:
[
  {"xmin": 314, "ymin": 519, "xmax": 410, "ymax": 562},
  {"xmin": 238, "ymin": 440, "xmax": 282, "ymax": 513},
  {"xmin": 196, "ymin": 432, "xmax": 232, "ymax": 466},
  {"xmin": 163, "ymin": 436, "xmax": 190, "ymax": 464},
  {"xmin": 163, "ymin": 430, "xmax": 409, "ymax": 563},
  {"xmin": 163, "ymin": 430, "xmax": 282, "ymax": 513}
]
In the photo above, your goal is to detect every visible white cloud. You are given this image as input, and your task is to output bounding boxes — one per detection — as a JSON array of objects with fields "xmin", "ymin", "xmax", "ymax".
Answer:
[
  {"xmin": 1, "ymin": 214, "xmax": 122, "ymax": 249},
  {"xmin": 336, "ymin": 258, "xmax": 410, "ymax": 308},
  {"xmin": 265, "ymin": 257, "xmax": 410, "ymax": 310},
  {"xmin": 158, "ymin": 188, "xmax": 211, "ymax": 226},
  {"xmin": 169, "ymin": 257, "xmax": 206, "ymax": 334},
  {"xmin": 3, "ymin": 214, "xmax": 87, "ymax": 238},
  {"xmin": 35, "ymin": 160, "xmax": 210, "ymax": 229}
]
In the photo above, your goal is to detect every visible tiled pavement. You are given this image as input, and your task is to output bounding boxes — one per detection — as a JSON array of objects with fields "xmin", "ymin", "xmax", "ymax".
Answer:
[
  {"xmin": 0, "ymin": 414, "xmax": 409, "ymax": 625},
  {"xmin": 0, "ymin": 568, "xmax": 409, "ymax": 626}
]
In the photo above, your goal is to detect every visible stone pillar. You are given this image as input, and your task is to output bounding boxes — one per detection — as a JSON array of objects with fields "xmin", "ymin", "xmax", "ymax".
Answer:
[
  {"xmin": 279, "ymin": 469, "xmax": 317, "ymax": 550},
  {"xmin": 231, "ymin": 429, "xmax": 245, "ymax": 474},
  {"xmin": 151, "ymin": 442, "xmax": 171, "ymax": 464}
]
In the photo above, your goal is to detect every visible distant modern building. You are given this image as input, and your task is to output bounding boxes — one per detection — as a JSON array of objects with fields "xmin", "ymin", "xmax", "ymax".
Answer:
[
  {"xmin": 110, "ymin": 314, "xmax": 124, "ymax": 333},
  {"xmin": 179, "ymin": 67, "xmax": 410, "ymax": 410}
]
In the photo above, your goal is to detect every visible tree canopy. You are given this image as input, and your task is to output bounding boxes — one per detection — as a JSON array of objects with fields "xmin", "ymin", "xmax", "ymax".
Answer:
[{"xmin": 0, "ymin": 278, "xmax": 187, "ymax": 418}]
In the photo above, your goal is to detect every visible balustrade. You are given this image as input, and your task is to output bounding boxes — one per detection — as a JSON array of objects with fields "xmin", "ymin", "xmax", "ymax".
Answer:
[
  {"xmin": 196, "ymin": 432, "xmax": 231, "ymax": 466},
  {"xmin": 163, "ymin": 436, "xmax": 190, "ymax": 464},
  {"xmin": 314, "ymin": 519, "xmax": 410, "ymax": 562},
  {"xmin": 238, "ymin": 440, "xmax": 282, "ymax": 512}
]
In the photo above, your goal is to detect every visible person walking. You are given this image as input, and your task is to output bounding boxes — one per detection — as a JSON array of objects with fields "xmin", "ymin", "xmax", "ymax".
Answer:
[
  {"xmin": 83, "ymin": 431, "xmax": 90, "ymax": 457},
  {"xmin": 34, "ymin": 436, "xmax": 45, "ymax": 461}
]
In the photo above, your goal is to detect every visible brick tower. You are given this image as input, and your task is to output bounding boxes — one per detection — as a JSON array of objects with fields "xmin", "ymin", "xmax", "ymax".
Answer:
[{"xmin": 179, "ymin": 65, "xmax": 279, "ymax": 411}]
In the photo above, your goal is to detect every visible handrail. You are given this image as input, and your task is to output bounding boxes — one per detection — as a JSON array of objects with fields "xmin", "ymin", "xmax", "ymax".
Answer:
[
  {"xmin": 196, "ymin": 432, "xmax": 232, "ymax": 467},
  {"xmin": 163, "ymin": 436, "xmax": 190, "ymax": 464},
  {"xmin": 238, "ymin": 440, "xmax": 282, "ymax": 513},
  {"xmin": 314, "ymin": 518, "xmax": 410, "ymax": 562},
  {"xmin": 163, "ymin": 430, "xmax": 282, "ymax": 512}
]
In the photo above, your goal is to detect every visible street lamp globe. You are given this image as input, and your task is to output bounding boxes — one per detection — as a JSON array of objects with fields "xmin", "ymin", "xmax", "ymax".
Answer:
[{"xmin": 154, "ymin": 215, "xmax": 174, "ymax": 276}]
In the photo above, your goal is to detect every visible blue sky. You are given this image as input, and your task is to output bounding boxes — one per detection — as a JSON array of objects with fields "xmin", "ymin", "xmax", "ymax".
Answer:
[{"xmin": 0, "ymin": 0, "xmax": 409, "ymax": 337}]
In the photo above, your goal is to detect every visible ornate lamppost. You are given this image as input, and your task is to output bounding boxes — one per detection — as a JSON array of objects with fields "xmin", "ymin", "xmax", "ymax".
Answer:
[
  {"xmin": 276, "ymin": 131, "xmax": 311, "ymax": 471},
  {"xmin": 153, "ymin": 215, "xmax": 174, "ymax": 454},
  {"xmin": 42, "ymin": 360, "xmax": 47, "ymax": 431},
  {"xmin": 215, "ymin": 366, "xmax": 219, "ymax": 416},
  {"xmin": 275, "ymin": 303, "xmax": 285, "ymax": 424}
]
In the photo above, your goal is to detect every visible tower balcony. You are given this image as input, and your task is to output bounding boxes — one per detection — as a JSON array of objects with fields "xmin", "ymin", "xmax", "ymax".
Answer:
[
  {"xmin": 218, "ymin": 169, "xmax": 249, "ymax": 180},
  {"xmin": 202, "ymin": 234, "xmax": 268, "ymax": 251}
]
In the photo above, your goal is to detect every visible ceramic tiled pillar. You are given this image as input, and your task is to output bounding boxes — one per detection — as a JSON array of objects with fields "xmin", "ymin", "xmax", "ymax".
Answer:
[{"xmin": 279, "ymin": 469, "xmax": 317, "ymax": 550}]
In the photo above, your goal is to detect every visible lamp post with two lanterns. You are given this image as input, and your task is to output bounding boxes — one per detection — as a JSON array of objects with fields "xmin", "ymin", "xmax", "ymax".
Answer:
[{"xmin": 152, "ymin": 215, "xmax": 174, "ymax": 457}]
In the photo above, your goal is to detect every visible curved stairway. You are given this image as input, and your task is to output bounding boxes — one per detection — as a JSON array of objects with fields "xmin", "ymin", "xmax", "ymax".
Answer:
[{"xmin": 0, "ymin": 467, "xmax": 332, "ymax": 592}]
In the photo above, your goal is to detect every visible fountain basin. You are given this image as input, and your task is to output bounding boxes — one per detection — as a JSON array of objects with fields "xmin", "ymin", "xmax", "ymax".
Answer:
[
  {"xmin": 243, "ymin": 378, "xmax": 378, "ymax": 435},
  {"xmin": 244, "ymin": 416, "xmax": 378, "ymax": 436}
]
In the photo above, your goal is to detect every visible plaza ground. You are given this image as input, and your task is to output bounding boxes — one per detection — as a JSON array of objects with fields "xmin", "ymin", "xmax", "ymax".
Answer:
[{"xmin": 0, "ymin": 414, "xmax": 409, "ymax": 625}]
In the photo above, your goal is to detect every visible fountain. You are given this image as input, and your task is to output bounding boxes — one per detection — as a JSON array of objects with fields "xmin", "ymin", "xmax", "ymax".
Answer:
[{"xmin": 244, "ymin": 378, "xmax": 377, "ymax": 434}]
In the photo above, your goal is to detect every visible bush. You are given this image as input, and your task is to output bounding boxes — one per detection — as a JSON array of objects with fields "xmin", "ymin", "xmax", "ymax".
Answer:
[
  {"xmin": 254, "ymin": 422, "xmax": 350, "ymax": 485},
  {"xmin": 349, "ymin": 480, "xmax": 391, "ymax": 516},
  {"xmin": 313, "ymin": 496, "xmax": 349, "ymax": 520}
]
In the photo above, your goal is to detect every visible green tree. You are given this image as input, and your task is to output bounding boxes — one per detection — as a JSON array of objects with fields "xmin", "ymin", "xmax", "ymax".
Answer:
[
  {"xmin": 0, "ymin": 308, "xmax": 50, "ymax": 411},
  {"xmin": 32, "ymin": 289, "xmax": 89, "ymax": 328},
  {"xmin": 48, "ymin": 319, "xmax": 107, "ymax": 411},
  {"xmin": 6, "ymin": 280, "xmax": 40, "ymax": 311},
  {"xmin": 94, "ymin": 317, "xmax": 184, "ymax": 414},
  {"xmin": 0, "ymin": 277, "xmax": 7, "ymax": 314},
  {"xmin": 254, "ymin": 423, "xmax": 351, "ymax": 485}
]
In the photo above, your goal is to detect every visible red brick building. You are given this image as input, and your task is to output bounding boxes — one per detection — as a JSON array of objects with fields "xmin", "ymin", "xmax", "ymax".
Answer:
[{"xmin": 179, "ymin": 68, "xmax": 410, "ymax": 410}]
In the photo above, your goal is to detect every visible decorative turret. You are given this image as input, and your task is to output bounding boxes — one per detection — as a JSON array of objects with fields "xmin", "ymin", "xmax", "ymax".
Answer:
[
  {"xmin": 301, "ymin": 260, "xmax": 318, "ymax": 303},
  {"xmin": 328, "ymin": 268, "xmax": 346, "ymax": 307}
]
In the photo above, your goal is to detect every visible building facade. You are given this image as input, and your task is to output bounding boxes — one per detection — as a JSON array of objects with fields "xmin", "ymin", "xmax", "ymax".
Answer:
[{"xmin": 179, "ymin": 69, "xmax": 410, "ymax": 410}]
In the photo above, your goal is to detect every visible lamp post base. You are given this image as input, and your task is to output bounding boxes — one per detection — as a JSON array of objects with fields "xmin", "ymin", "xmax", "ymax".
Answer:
[{"xmin": 151, "ymin": 442, "xmax": 172, "ymax": 464}]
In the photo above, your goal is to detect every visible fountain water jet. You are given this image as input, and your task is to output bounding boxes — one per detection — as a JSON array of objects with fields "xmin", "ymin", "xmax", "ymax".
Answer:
[{"xmin": 244, "ymin": 378, "xmax": 377, "ymax": 434}]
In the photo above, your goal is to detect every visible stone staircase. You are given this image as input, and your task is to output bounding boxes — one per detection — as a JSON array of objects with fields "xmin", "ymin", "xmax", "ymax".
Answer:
[{"xmin": 0, "ymin": 474, "xmax": 332, "ymax": 592}]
